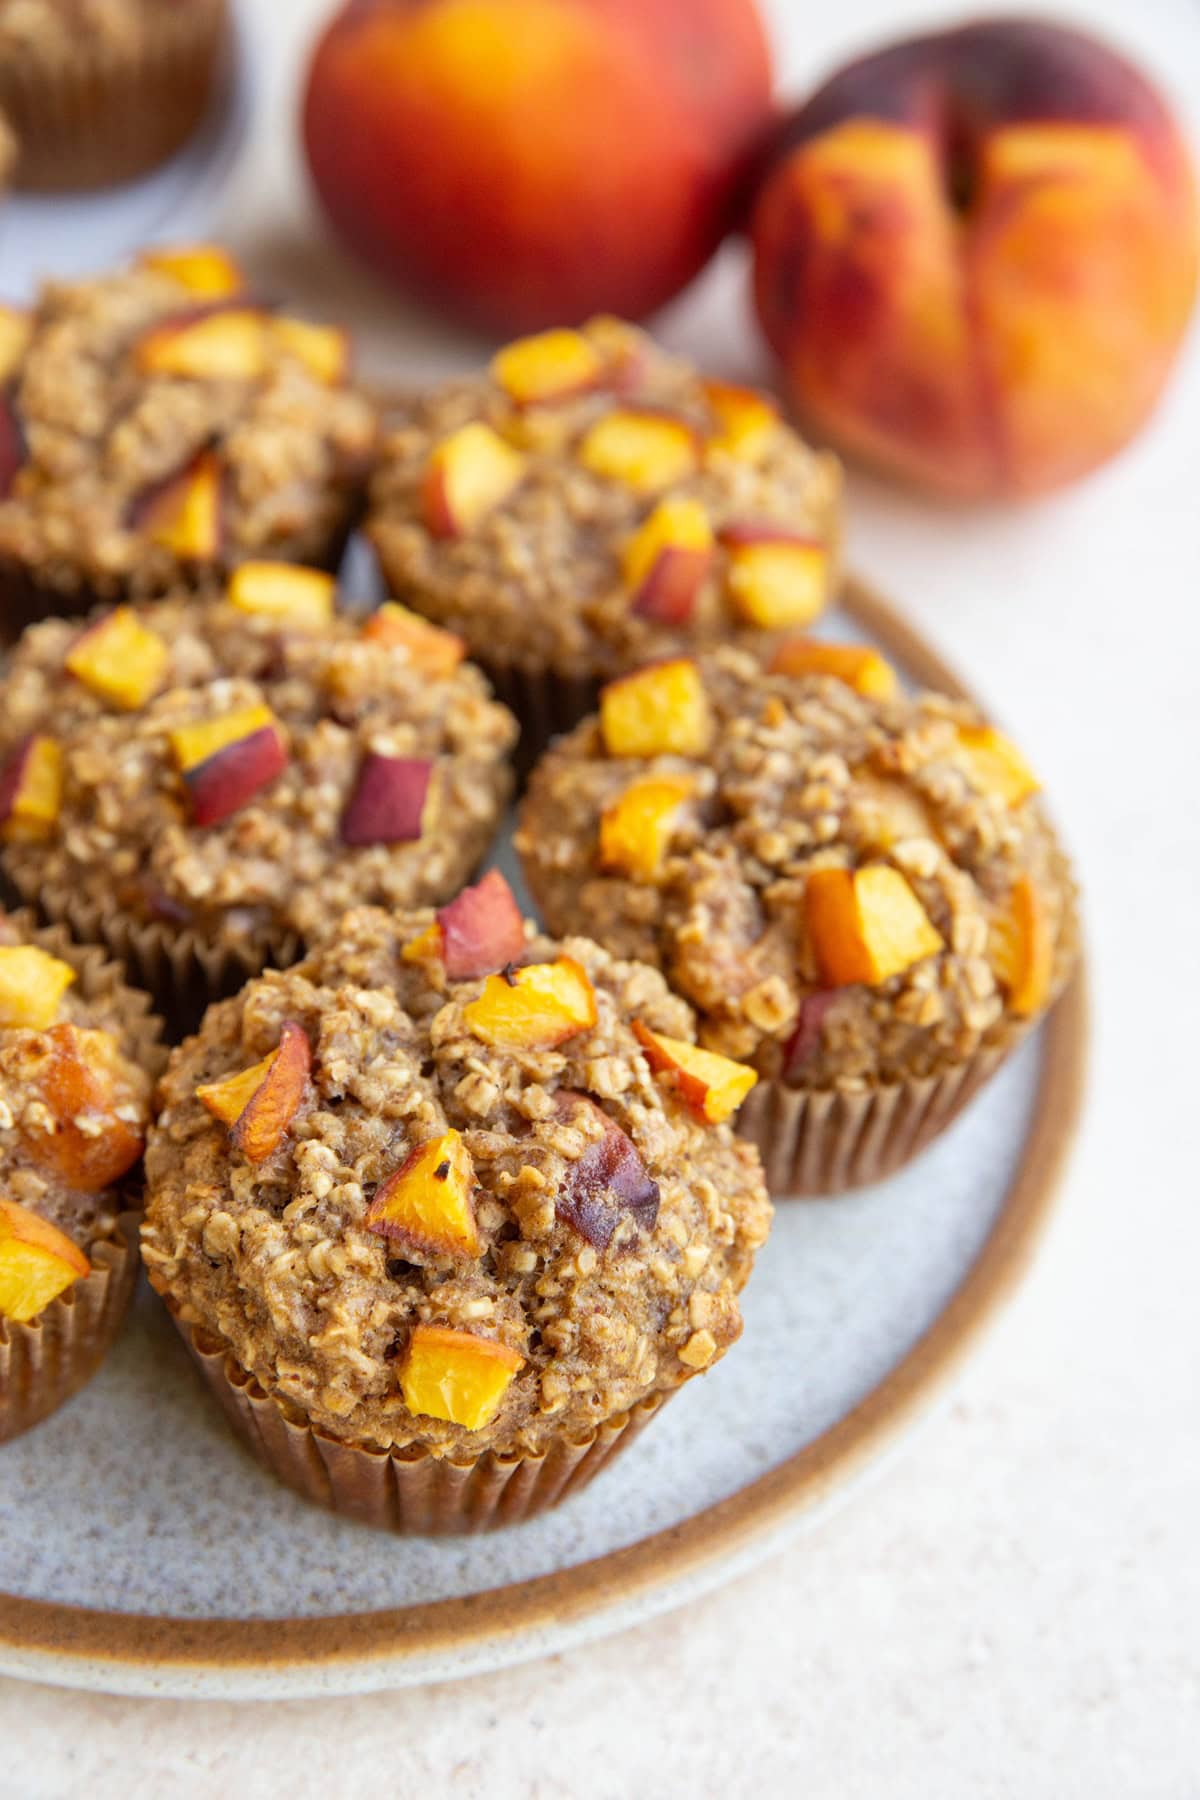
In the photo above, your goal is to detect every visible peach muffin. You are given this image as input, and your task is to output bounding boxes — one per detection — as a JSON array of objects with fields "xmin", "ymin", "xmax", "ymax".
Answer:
[
  {"xmin": 0, "ymin": 248, "xmax": 377, "ymax": 634},
  {"xmin": 518, "ymin": 644, "xmax": 1078, "ymax": 1193},
  {"xmin": 368, "ymin": 318, "xmax": 842, "ymax": 757},
  {"xmin": 141, "ymin": 879, "xmax": 770, "ymax": 1531},
  {"xmin": 0, "ymin": 568, "xmax": 516, "ymax": 1021},
  {"xmin": 0, "ymin": 910, "xmax": 161, "ymax": 1439}
]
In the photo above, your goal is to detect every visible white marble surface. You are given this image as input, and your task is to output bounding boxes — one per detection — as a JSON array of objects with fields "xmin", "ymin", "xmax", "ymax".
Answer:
[{"xmin": 3, "ymin": 0, "xmax": 1199, "ymax": 1789}]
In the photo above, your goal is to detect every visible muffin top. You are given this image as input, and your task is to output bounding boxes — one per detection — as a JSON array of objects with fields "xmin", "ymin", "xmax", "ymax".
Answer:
[
  {"xmin": 0, "ymin": 572, "xmax": 517, "ymax": 950},
  {"xmin": 141, "ymin": 891, "xmax": 770, "ymax": 1457},
  {"xmin": 0, "ymin": 249, "xmax": 377, "ymax": 597},
  {"xmin": 0, "ymin": 911, "xmax": 158, "ymax": 1323},
  {"xmin": 368, "ymin": 317, "xmax": 842, "ymax": 680},
  {"xmin": 517, "ymin": 645, "xmax": 1076, "ymax": 1088},
  {"xmin": 0, "ymin": 1, "xmax": 176, "ymax": 53}
]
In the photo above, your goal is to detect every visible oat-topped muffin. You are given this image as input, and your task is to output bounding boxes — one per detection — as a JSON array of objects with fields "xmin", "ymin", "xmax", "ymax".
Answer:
[
  {"xmin": 0, "ymin": 0, "xmax": 229, "ymax": 191},
  {"xmin": 141, "ymin": 881, "xmax": 769, "ymax": 1531},
  {"xmin": 0, "ymin": 569, "xmax": 516, "ymax": 1020},
  {"xmin": 0, "ymin": 909, "xmax": 161, "ymax": 1439},
  {"xmin": 368, "ymin": 318, "xmax": 842, "ymax": 757},
  {"xmin": 518, "ymin": 643, "xmax": 1078, "ymax": 1194},
  {"xmin": 0, "ymin": 248, "xmax": 377, "ymax": 633}
]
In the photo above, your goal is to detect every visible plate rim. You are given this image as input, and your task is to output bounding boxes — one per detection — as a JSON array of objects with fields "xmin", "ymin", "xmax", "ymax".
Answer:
[{"xmin": 0, "ymin": 575, "xmax": 1089, "ymax": 1693}]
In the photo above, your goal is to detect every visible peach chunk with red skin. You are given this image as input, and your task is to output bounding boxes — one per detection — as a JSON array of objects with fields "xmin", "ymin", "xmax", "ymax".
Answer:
[
  {"xmin": 464, "ymin": 958, "xmax": 597, "ymax": 1051},
  {"xmin": 341, "ymin": 754, "xmax": 433, "ymax": 846},
  {"xmin": 366, "ymin": 1128, "xmax": 479, "ymax": 1260},
  {"xmin": 65, "ymin": 607, "xmax": 170, "ymax": 710},
  {"xmin": 228, "ymin": 561, "xmax": 336, "ymax": 628},
  {"xmin": 361, "ymin": 603, "xmax": 466, "ymax": 676},
  {"xmin": 599, "ymin": 659, "xmax": 712, "ymax": 759},
  {"xmin": 632, "ymin": 1022, "xmax": 758, "ymax": 1125},
  {"xmin": 421, "ymin": 422, "xmax": 526, "ymax": 540},
  {"xmin": 805, "ymin": 865, "xmax": 943, "ymax": 987},
  {"xmin": 990, "ymin": 875, "xmax": 1055, "ymax": 1017},
  {"xmin": 404, "ymin": 871, "xmax": 526, "ymax": 980},
  {"xmin": 721, "ymin": 522, "xmax": 830, "ymax": 629},
  {"xmin": 399, "ymin": 1324, "xmax": 523, "ymax": 1431},
  {"xmin": 702, "ymin": 378, "xmax": 780, "ymax": 462},
  {"xmin": 554, "ymin": 1091, "xmax": 659, "ymax": 1249},
  {"xmin": 769, "ymin": 638, "xmax": 898, "ymax": 699},
  {"xmin": 599, "ymin": 776, "xmax": 694, "ymax": 881},
  {"xmin": 0, "ymin": 1198, "xmax": 90, "ymax": 1325},
  {"xmin": 751, "ymin": 19, "xmax": 1199, "ymax": 498},
  {"xmin": 135, "ymin": 304, "xmax": 270, "ymax": 381},
  {"xmin": 130, "ymin": 449, "xmax": 224, "ymax": 559},
  {"xmin": 18, "ymin": 1024, "xmax": 146, "ymax": 1191},
  {"xmin": 170, "ymin": 705, "xmax": 289, "ymax": 828},
  {"xmin": 622, "ymin": 497, "xmax": 714, "ymax": 626},
  {"xmin": 196, "ymin": 1021, "xmax": 312, "ymax": 1165},
  {"xmin": 0, "ymin": 735, "xmax": 63, "ymax": 843}
]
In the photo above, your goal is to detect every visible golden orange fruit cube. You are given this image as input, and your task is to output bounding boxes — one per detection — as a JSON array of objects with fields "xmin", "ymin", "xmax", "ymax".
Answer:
[
  {"xmin": 464, "ymin": 957, "xmax": 597, "ymax": 1051},
  {"xmin": 134, "ymin": 449, "xmax": 223, "ymax": 559},
  {"xmin": 169, "ymin": 704, "xmax": 278, "ymax": 777},
  {"xmin": 805, "ymin": 864, "xmax": 943, "ymax": 986},
  {"xmin": 631, "ymin": 1020, "xmax": 758, "ymax": 1124},
  {"xmin": 599, "ymin": 659, "xmax": 712, "ymax": 759},
  {"xmin": 769, "ymin": 637, "xmax": 898, "ymax": 699},
  {"xmin": 365, "ymin": 1129, "xmax": 479, "ymax": 1259},
  {"xmin": 196, "ymin": 1020, "xmax": 311, "ymax": 1164},
  {"xmin": 990, "ymin": 875, "xmax": 1054, "ymax": 1017},
  {"xmin": 622, "ymin": 497, "xmax": 714, "ymax": 625},
  {"xmin": 491, "ymin": 328, "xmax": 605, "ymax": 404},
  {"xmin": 952, "ymin": 724, "xmax": 1040, "ymax": 807},
  {"xmin": 599, "ymin": 775, "xmax": 694, "ymax": 880},
  {"xmin": 702, "ymin": 377, "xmax": 780, "ymax": 462},
  {"xmin": 399, "ymin": 1324, "xmax": 523, "ymax": 1430},
  {"xmin": 64, "ymin": 606, "xmax": 169, "ymax": 710},
  {"xmin": 401, "ymin": 871, "xmax": 526, "ymax": 980},
  {"xmin": 421, "ymin": 422, "xmax": 526, "ymax": 539},
  {"xmin": 0, "ymin": 305, "xmax": 32, "ymax": 383},
  {"xmin": 138, "ymin": 244, "xmax": 246, "ymax": 298},
  {"xmin": 228, "ymin": 561, "xmax": 337, "ymax": 628},
  {"xmin": 272, "ymin": 316, "xmax": 351, "ymax": 385},
  {"xmin": 361, "ymin": 602, "xmax": 466, "ymax": 675},
  {"xmin": 19, "ymin": 1023, "xmax": 146, "ymax": 1191},
  {"xmin": 577, "ymin": 409, "xmax": 699, "ymax": 493},
  {"xmin": 0, "ymin": 735, "xmax": 64, "ymax": 843},
  {"xmin": 135, "ymin": 306, "xmax": 268, "ymax": 381},
  {"xmin": 0, "ymin": 1198, "xmax": 90, "ymax": 1324},
  {"xmin": 0, "ymin": 946, "xmax": 76, "ymax": 1029},
  {"xmin": 722, "ymin": 524, "xmax": 830, "ymax": 628}
]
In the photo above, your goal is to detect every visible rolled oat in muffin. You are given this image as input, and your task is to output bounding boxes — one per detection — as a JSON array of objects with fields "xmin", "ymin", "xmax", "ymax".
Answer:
[
  {"xmin": 0, "ymin": 909, "xmax": 162, "ymax": 1440},
  {"xmin": 141, "ymin": 882, "xmax": 770, "ymax": 1532},
  {"xmin": 368, "ymin": 318, "xmax": 842, "ymax": 759},
  {"xmin": 0, "ymin": 570, "xmax": 516, "ymax": 1022},
  {"xmin": 0, "ymin": 249, "xmax": 377, "ymax": 634},
  {"xmin": 517, "ymin": 643, "xmax": 1078, "ymax": 1194}
]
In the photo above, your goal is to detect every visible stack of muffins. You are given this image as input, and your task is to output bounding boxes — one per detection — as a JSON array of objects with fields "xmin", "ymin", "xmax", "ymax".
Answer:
[{"xmin": 0, "ymin": 252, "xmax": 1078, "ymax": 1534}]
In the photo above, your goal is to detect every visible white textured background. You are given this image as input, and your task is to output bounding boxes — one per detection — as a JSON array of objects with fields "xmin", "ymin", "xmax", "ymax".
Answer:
[{"xmin": 4, "ymin": 0, "xmax": 1199, "ymax": 1792}]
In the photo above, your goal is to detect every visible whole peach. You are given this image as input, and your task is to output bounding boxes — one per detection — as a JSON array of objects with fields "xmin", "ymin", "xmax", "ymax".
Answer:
[
  {"xmin": 303, "ymin": 0, "xmax": 773, "ymax": 334},
  {"xmin": 751, "ymin": 19, "xmax": 1198, "ymax": 499}
]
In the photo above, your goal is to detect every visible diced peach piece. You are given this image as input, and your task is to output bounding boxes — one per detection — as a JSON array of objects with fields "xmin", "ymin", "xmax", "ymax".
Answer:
[
  {"xmin": 361, "ymin": 602, "xmax": 466, "ymax": 676},
  {"xmin": 0, "ymin": 736, "xmax": 63, "ymax": 843},
  {"xmin": 599, "ymin": 659, "xmax": 712, "ymax": 759},
  {"xmin": 554, "ymin": 1091, "xmax": 660, "ymax": 1247},
  {"xmin": 491, "ymin": 328, "xmax": 605, "ymax": 404},
  {"xmin": 272, "ymin": 316, "xmax": 351, "ymax": 386},
  {"xmin": 805, "ymin": 864, "xmax": 943, "ymax": 986},
  {"xmin": 621, "ymin": 497, "xmax": 714, "ymax": 625},
  {"xmin": 586, "ymin": 317, "xmax": 650, "ymax": 391},
  {"xmin": 0, "ymin": 1198, "xmax": 89, "ymax": 1324},
  {"xmin": 19, "ymin": 1023, "xmax": 145, "ymax": 1191},
  {"xmin": 228, "ymin": 561, "xmax": 337, "ymax": 628},
  {"xmin": 402, "ymin": 871, "xmax": 526, "ymax": 980},
  {"xmin": 399, "ymin": 1324, "xmax": 523, "ymax": 1430},
  {"xmin": 722, "ymin": 523, "xmax": 830, "ymax": 628},
  {"xmin": 365, "ymin": 1128, "xmax": 479, "ymax": 1259},
  {"xmin": 578, "ymin": 409, "xmax": 699, "ymax": 493},
  {"xmin": 421, "ymin": 422, "xmax": 526, "ymax": 540},
  {"xmin": 0, "ymin": 947, "xmax": 75, "ymax": 1029},
  {"xmin": 631, "ymin": 1021, "xmax": 758, "ymax": 1124},
  {"xmin": 341, "ymin": 754, "xmax": 432, "ymax": 846},
  {"xmin": 990, "ymin": 875, "xmax": 1055, "ymax": 1017},
  {"xmin": 132, "ymin": 449, "xmax": 223, "ymax": 559},
  {"xmin": 464, "ymin": 957, "xmax": 597, "ymax": 1051},
  {"xmin": 138, "ymin": 244, "xmax": 246, "ymax": 298},
  {"xmin": 599, "ymin": 776, "xmax": 694, "ymax": 880},
  {"xmin": 170, "ymin": 705, "xmax": 288, "ymax": 827},
  {"xmin": 702, "ymin": 378, "xmax": 780, "ymax": 462},
  {"xmin": 64, "ymin": 606, "xmax": 170, "ymax": 710},
  {"xmin": 135, "ymin": 306, "xmax": 269, "ymax": 380},
  {"xmin": 197, "ymin": 1021, "xmax": 311, "ymax": 1164},
  {"xmin": 769, "ymin": 637, "xmax": 898, "ymax": 699},
  {"xmin": 0, "ymin": 394, "xmax": 26, "ymax": 500},
  {"xmin": 0, "ymin": 305, "xmax": 31, "ymax": 383},
  {"xmin": 952, "ymin": 724, "xmax": 1040, "ymax": 807}
]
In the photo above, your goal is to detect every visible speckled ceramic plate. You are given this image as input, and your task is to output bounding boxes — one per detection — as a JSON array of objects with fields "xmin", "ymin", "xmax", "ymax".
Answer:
[{"xmin": 0, "ymin": 579, "xmax": 1087, "ymax": 1700}]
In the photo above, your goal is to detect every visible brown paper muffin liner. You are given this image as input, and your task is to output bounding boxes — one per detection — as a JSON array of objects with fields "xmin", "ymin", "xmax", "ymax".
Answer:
[
  {"xmin": 476, "ymin": 659, "xmax": 604, "ymax": 777},
  {"xmin": 169, "ymin": 1308, "xmax": 668, "ymax": 1536},
  {"xmin": 0, "ymin": 0, "xmax": 231, "ymax": 192}
]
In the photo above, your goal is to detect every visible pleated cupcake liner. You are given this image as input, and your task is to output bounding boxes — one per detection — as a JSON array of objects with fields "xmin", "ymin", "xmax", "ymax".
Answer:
[
  {"xmin": 168, "ymin": 1307, "xmax": 669, "ymax": 1536},
  {"xmin": 473, "ymin": 659, "xmax": 604, "ymax": 778},
  {"xmin": 0, "ymin": 0, "xmax": 231, "ymax": 192}
]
